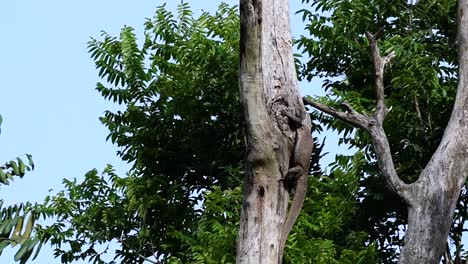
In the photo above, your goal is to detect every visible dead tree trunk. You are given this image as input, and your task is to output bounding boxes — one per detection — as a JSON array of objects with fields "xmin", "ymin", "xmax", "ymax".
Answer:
[
  {"xmin": 236, "ymin": 0, "xmax": 313, "ymax": 263},
  {"xmin": 303, "ymin": 1, "xmax": 468, "ymax": 263}
]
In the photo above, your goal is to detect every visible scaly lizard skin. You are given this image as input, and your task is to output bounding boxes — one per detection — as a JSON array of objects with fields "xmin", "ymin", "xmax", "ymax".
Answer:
[{"xmin": 279, "ymin": 112, "xmax": 314, "ymax": 263}]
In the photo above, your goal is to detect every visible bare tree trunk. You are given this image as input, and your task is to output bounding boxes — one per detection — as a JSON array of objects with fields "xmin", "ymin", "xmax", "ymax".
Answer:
[
  {"xmin": 236, "ymin": 0, "xmax": 312, "ymax": 263},
  {"xmin": 400, "ymin": 195, "xmax": 458, "ymax": 263},
  {"xmin": 303, "ymin": 1, "xmax": 468, "ymax": 263}
]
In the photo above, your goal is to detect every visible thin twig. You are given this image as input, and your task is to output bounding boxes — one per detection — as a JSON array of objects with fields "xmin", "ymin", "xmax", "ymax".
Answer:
[
  {"xmin": 444, "ymin": 241, "xmax": 453, "ymax": 264},
  {"xmin": 116, "ymin": 237, "xmax": 161, "ymax": 264},
  {"xmin": 413, "ymin": 95, "xmax": 423, "ymax": 121}
]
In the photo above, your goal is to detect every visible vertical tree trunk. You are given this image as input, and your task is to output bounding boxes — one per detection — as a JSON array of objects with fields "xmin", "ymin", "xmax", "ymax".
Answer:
[
  {"xmin": 398, "ymin": 167, "xmax": 464, "ymax": 263},
  {"xmin": 236, "ymin": 0, "xmax": 311, "ymax": 263},
  {"xmin": 400, "ymin": 194, "xmax": 458, "ymax": 263}
]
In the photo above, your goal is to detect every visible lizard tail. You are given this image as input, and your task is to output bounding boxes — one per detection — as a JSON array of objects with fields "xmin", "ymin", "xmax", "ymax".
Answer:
[{"xmin": 278, "ymin": 175, "xmax": 308, "ymax": 263}]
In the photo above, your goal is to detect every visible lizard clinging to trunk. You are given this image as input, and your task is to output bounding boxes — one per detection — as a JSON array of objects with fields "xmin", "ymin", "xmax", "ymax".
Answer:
[{"xmin": 278, "ymin": 111, "xmax": 314, "ymax": 263}]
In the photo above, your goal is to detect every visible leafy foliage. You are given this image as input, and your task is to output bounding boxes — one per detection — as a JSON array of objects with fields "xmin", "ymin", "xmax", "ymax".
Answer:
[
  {"xmin": 0, "ymin": 114, "xmax": 42, "ymax": 263},
  {"xmin": 283, "ymin": 151, "xmax": 378, "ymax": 264},
  {"xmin": 38, "ymin": 143, "xmax": 378, "ymax": 264},
  {"xmin": 38, "ymin": 3, "xmax": 242, "ymax": 263},
  {"xmin": 37, "ymin": 165, "xmax": 241, "ymax": 264},
  {"xmin": 91, "ymin": 2, "xmax": 241, "ymax": 261},
  {"xmin": 0, "ymin": 156, "xmax": 34, "ymax": 186},
  {"xmin": 36, "ymin": 3, "xmax": 384, "ymax": 263},
  {"xmin": 166, "ymin": 185, "xmax": 242, "ymax": 264},
  {"xmin": 36, "ymin": 166, "xmax": 141, "ymax": 263}
]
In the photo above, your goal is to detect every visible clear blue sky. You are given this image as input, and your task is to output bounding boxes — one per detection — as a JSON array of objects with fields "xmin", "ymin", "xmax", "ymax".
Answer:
[{"xmin": 0, "ymin": 1, "xmax": 341, "ymax": 263}]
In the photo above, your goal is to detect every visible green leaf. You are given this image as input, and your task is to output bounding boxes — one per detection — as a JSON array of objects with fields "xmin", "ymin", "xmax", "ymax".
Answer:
[
  {"xmin": 32, "ymin": 240, "xmax": 43, "ymax": 260},
  {"xmin": 17, "ymin": 158, "xmax": 25, "ymax": 176},
  {"xmin": 0, "ymin": 240, "xmax": 10, "ymax": 254},
  {"xmin": 0, "ymin": 215, "xmax": 19, "ymax": 238},
  {"xmin": 0, "ymin": 169, "xmax": 7, "ymax": 184},
  {"xmin": 25, "ymin": 154, "xmax": 34, "ymax": 170},
  {"xmin": 10, "ymin": 161, "xmax": 20, "ymax": 176},
  {"xmin": 14, "ymin": 238, "xmax": 32, "ymax": 261}
]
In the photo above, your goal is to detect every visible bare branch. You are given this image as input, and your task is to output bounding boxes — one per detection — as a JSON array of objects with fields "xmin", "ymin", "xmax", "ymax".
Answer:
[
  {"xmin": 383, "ymin": 51, "xmax": 396, "ymax": 65},
  {"xmin": 443, "ymin": 242, "xmax": 452, "ymax": 264},
  {"xmin": 414, "ymin": 95, "xmax": 423, "ymax": 121},
  {"xmin": 303, "ymin": 96, "xmax": 408, "ymax": 198},
  {"xmin": 302, "ymin": 97, "xmax": 372, "ymax": 130},
  {"xmin": 359, "ymin": 32, "xmax": 409, "ymax": 198},
  {"xmin": 366, "ymin": 31, "xmax": 394, "ymax": 124},
  {"xmin": 367, "ymin": 125, "xmax": 410, "ymax": 199}
]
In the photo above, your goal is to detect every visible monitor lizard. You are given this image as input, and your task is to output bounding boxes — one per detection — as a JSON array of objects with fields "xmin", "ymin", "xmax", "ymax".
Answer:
[{"xmin": 278, "ymin": 111, "xmax": 314, "ymax": 263}]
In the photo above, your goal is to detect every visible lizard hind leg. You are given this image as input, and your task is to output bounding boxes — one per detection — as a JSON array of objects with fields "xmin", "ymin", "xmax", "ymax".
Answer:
[
  {"xmin": 286, "ymin": 166, "xmax": 304, "ymax": 181},
  {"xmin": 282, "ymin": 166, "xmax": 304, "ymax": 190},
  {"xmin": 283, "ymin": 111, "xmax": 304, "ymax": 128}
]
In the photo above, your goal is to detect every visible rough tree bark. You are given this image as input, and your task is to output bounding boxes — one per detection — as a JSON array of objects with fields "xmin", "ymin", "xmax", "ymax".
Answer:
[
  {"xmin": 303, "ymin": 1, "xmax": 468, "ymax": 263},
  {"xmin": 236, "ymin": 0, "xmax": 312, "ymax": 263}
]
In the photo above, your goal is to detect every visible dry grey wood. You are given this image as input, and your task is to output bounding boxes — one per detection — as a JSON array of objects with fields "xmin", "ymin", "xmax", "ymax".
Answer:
[
  {"xmin": 304, "ymin": 1, "xmax": 468, "ymax": 262},
  {"xmin": 236, "ymin": 0, "xmax": 313, "ymax": 263}
]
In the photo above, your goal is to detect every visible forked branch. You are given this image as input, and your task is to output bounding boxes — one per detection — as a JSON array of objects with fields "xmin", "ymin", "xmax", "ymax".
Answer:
[
  {"xmin": 303, "ymin": 32, "xmax": 410, "ymax": 200},
  {"xmin": 366, "ymin": 31, "xmax": 395, "ymax": 124}
]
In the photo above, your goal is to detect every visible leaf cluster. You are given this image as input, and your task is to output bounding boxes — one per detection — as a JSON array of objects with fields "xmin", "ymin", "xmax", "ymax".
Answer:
[
  {"xmin": 38, "ymin": 3, "xmax": 241, "ymax": 263},
  {"xmin": 283, "ymin": 150, "xmax": 378, "ymax": 264},
  {"xmin": 0, "ymin": 114, "xmax": 42, "ymax": 263}
]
